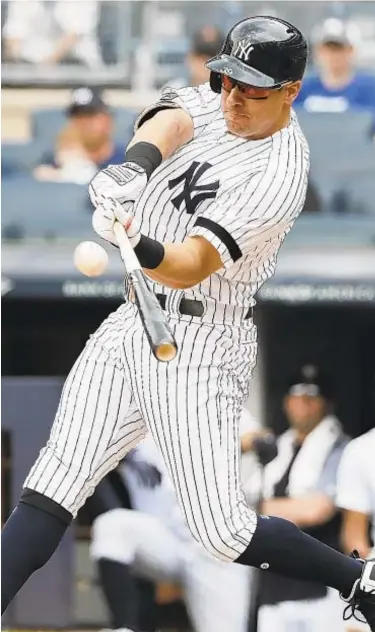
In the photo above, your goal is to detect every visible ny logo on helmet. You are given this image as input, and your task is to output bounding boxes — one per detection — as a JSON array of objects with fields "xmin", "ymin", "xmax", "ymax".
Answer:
[{"xmin": 233, "ymin": 40, "xmax": 254, "ymax": 62}]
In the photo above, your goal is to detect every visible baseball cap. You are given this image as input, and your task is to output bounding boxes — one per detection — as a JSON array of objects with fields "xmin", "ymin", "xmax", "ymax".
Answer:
[
  {"xmin": 286, "ymin": 364, "xmax": 334, "ymax": 400},
  {"xmin": 312, "ymin": 18, "xmax": 360, "ymax": 47},
  {"xmin": 191, "ymin": 26, "xmax": 224, "ymax": 57},
  {"xmin": 67, "ymin": 87, "xmax": 109, "ymax": 117}
]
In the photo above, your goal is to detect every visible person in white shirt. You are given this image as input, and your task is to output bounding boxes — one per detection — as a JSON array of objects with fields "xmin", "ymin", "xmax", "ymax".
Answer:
[
  {"xmin": 337, "ymin": 427, "xmax": 375, "ymax": 560},
  {"xmin": 91, "ymin": 409, "xmax": 261, "ymax": 632},
  {"xmin": 3, "ymin": 0, "xmax": 102, "ymax": 67},
  {"xmin": 337, "ymin": 427, "xmax": 375, "ymax": 632}
]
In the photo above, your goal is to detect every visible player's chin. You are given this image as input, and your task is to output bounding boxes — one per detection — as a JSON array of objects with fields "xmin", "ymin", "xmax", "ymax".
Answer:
[{"xmin": 225, "ymin": 118, "xmax": 253, "ymax": 138}]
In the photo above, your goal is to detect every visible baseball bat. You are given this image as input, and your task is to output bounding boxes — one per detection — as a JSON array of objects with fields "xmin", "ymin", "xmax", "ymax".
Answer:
[{"xmin": 113, "ymin": 222, "xmax": 178, "ymax": 363}]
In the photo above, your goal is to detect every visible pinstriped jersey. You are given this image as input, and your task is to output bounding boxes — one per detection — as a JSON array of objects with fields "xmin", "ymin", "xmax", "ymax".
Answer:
[{"xmin": 133, "ymin": 82, "xmax": 310, "ymax": 309}]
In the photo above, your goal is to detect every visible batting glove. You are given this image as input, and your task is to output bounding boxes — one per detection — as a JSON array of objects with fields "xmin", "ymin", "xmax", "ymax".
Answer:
[
  {"xmin": 92, "ymin": 198, "xmax": 141, "ymax": 248},
  {"xmin": 89, "ymin": 162, "xmax": 148, "ymax": 208}
]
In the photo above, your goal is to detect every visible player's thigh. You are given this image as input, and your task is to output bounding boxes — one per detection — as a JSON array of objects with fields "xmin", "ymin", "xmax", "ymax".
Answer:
[
  {"xmin": 25, "ymin": 309, "xmax": 147, "ymax": 515},
  {"xmin": 131, "ymin": 317, "xmax": 258, "ymax": 559},
  {"xmin": 183, "ymin": 551, "xmax": 251, "ymax": 632},
  {"xmin": 91, "ymin": 508, "xmax": 183, "ymax": 582}
]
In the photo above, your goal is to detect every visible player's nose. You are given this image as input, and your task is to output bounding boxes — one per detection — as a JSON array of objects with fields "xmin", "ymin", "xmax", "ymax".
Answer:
[{"xmin": 226, "ymin": 84, "xmax": 245, "ymax": 105}]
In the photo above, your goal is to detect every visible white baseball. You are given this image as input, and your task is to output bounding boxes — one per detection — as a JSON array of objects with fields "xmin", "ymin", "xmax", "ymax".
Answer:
[{"xmin": 74, "ymin": 241, "xmax": 109, "ymax": 277}]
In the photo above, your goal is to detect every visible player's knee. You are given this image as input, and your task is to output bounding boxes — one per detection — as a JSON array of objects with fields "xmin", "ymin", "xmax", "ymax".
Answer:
[
  {"xmin": 91, "ymin": 509, "xmax": 140, "ymax": 564},
  {"xmin": 186, "ymin": 503, "xmax": 257, "ymax": 563}
]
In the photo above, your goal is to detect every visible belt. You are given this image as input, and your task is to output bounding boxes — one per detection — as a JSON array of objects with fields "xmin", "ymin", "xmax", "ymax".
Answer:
[{"xmin": 156, "ymin": 293, "xmax": 253, "ymax": 320}]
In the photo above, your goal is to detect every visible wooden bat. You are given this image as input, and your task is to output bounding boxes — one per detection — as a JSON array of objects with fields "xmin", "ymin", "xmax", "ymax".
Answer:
[{"xmin": 113, "ymin": 222, "xmax": 178, "ymax": 363}]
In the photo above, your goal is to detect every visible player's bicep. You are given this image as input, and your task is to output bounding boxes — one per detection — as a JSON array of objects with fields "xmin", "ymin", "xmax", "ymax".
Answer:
[{"xmin": 135, "ymin": 84, "xmax": 220, "ymax": 138}]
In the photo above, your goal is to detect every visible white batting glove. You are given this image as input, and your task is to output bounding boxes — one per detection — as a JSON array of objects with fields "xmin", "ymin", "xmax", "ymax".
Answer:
[
  {"xmin": 89, "ymin": 162, "xmax": 148, "ymax": 208},
  {"xmin": 92, "ymin": 198, "xmax": 141, "ymax": 248}
]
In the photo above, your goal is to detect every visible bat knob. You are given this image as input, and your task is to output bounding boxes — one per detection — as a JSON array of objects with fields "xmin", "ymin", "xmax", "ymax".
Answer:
[{"xmin": 155, "ymin": 343, "xmax": 178, "ymax": 362}]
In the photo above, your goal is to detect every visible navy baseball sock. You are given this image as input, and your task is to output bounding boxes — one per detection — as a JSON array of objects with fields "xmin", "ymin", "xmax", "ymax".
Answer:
[
  {"xmin": 1, "ymin": 489, "xmax": 72, "ymax": 613},
  {"xmin": 98, "ymin": 559, "xmax": 140, "ymax": 630},
  {"xmin": 237, "ymin": 515, "xmax": 362, "ymax": 596}
]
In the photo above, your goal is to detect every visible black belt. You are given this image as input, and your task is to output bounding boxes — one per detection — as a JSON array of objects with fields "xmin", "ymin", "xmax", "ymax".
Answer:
[{"xmin": 156, "ymin": 294, "xmax": 253, "ymax": 320}]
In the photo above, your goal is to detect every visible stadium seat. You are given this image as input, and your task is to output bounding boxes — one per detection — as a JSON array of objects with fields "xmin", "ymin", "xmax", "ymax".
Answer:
[
  {"xmin": 295, "ymin": 109, "xmax": 375, "ymax": 143},
  {"xmin": 1, "ymin": 141, "xmax": 49, "ymax": 176},
  {"xmin": 1, "ymin": 176, "xmax": 94, "ymax": 240},
  {"xmin": 295, "ymin": 110, "xmax": 375, "ymax": 213}
]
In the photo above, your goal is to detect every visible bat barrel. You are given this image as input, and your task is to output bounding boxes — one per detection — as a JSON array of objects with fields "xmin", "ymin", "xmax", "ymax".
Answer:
[{"xmin": 130, "ymin": 270, "xmax": 178, "ymax": 363}]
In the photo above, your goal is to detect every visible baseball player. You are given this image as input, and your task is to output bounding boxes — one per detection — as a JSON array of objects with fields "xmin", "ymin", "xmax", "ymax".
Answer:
[
  {"xmin": 2, "ymin": 16, "xmax": 375, "ymax": 628},
  {"xmin": 91, "ymin": 410, "xmax": 258, "ymax": 632}
]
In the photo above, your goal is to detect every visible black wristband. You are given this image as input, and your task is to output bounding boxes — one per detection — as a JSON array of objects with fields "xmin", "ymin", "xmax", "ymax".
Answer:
[
  {"xmin": 134, "ymin": 234, "xmax": 165, "ymax": 269},
  {"xmin": 125, "ymin": 142, "xmax": 162, "ymax": 180}
]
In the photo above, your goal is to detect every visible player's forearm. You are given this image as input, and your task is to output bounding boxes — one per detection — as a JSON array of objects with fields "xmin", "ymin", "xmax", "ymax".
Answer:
[
  {"xmin": 127, "ymin": 109, "xmax": 194, "ymax": 161},
  {"xmin": 142, "ymin": 237, "xmax": 222, "ymax": 289}
]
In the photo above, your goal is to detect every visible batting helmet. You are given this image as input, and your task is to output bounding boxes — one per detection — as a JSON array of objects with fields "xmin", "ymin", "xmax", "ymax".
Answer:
[{"xmin": 206, "ymin": 16, "xmax": 308, "ymax": 93}]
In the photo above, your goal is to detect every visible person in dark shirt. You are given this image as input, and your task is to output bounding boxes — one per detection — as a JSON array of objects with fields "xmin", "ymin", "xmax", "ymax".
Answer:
[
  {"xmin": 257, "ymin": 365, "xmax": 349, "ymax": 632},
  {"xmin": 33, "ymin": 86, "xmax": 125, "ymax": 183},
  {"xmin": 295, "ymin": 18, "xmax": 375, "ymax": 114}
]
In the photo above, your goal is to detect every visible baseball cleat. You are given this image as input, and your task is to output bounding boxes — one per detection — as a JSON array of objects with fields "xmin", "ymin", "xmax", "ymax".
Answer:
[{"xmin": 342, "ymin": 552, "xmax": 375, "ymax": 630}]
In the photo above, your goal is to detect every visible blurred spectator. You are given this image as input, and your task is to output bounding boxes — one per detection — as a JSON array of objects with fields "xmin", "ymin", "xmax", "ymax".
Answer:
[
  {"xmin": 336, "ymin": 427, "xmax": 375, "ymax": 560},
  {"xmin": 2, "ymin": 0, "xmax": 102, "ymax": 67},
  {"xmin": 91, "ymin": 410, "xmax": 259, "ymax": 632},
  {"xmin": 34, "ymin": 87, "xmax": 125, "ymax": 184},
  {"xmin": 257, "ymin": 364, "xmax": 349, "ymax": 632},
  {"xmin": 295, "ymin": 18, "xmax": 375, "ymax": 113},
  {"xmin": 168, "ymin": 25, "xmax": 224, "ymax": 89}
]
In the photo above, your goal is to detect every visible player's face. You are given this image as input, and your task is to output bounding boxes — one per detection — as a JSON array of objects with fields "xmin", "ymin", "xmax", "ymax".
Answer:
[
  {"xmin": 221, "ymin": 77, "xmax": 301, "ymax": 140},
  {"xmin": 284, "ymin": 394, "xmax": 327, "ymax": 437}
]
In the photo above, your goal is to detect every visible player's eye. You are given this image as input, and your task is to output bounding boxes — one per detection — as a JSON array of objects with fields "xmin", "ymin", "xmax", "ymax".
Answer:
[{"xmin": 221, "ymin": 74, "xmax": 273, "ymax": 99}]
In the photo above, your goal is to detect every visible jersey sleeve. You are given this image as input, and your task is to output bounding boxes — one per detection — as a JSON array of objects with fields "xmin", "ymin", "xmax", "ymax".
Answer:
[
  {"xmin": 189, "ymin": 132, "xmax": 309, "ymax": 268},
  {"xmin": 336, "ymin": 440, "xmax": 372, "ymax": 515},
  {"xmin": 134, "ymin": 83, "xmax": 220, "ymax": 138},
  {"xmin": 189, "ymin": 132, "xmax": 309, "ymax": 269}
]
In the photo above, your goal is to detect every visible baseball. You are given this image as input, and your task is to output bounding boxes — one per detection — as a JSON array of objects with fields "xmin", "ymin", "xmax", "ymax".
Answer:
[{"xmin": 74, "ymin": 241, "xmax": 109, "ymax": 277}]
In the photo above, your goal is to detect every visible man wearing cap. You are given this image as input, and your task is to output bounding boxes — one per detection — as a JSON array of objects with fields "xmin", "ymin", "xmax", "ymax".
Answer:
[
  {"xmin": 257, "ymin": 365, "xmax": 350, "ymax": 632},
  {"xmin": 34, "ymin": 87, "xmax": 127, "ymax": 183},
  {"xmin": 295, "ymin": 18, "xmax": 375, "ymax": 113}
]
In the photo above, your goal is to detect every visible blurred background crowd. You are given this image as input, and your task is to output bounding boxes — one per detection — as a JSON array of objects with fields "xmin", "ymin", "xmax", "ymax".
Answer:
[{"xmin": 1, "ymin": 1, "xmax": 375, "ymax": 632}]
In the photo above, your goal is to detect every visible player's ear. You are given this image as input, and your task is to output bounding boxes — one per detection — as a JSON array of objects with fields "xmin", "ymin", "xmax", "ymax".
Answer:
[{"xmin": 284, "ymin": 81, "xmax": 301, "ymax": 105}]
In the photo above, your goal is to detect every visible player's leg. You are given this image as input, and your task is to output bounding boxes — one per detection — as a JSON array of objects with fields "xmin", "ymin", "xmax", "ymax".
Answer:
[
  {"xmin": 1, "ymin": 305, "xmax": 147, "ymax": 613},
  {"xmin": 183, "ymin": 550, "xmax": 251, "ymax": 632},
  {"xmin": 130, "ymin": 317, "xmax": 374, "ymax": 626},
  {"xmin": 91, "ymin": 508, "xmax": 184, "ymax": 629}
]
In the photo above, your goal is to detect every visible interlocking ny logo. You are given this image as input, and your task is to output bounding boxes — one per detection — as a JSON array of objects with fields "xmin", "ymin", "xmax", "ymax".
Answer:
[
  {"xmin": 168, "ymin": 161, "xmax": 220, "ymax": 215},
  {"xmin": 233, "ymin": 40, "xmax": 254, "ymax": 61}
]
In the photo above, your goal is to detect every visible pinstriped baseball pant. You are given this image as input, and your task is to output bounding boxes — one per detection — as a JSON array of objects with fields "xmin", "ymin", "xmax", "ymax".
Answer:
[{"xmin": 25, "ymin": 301, "xmax": 258, "ymax": 562}]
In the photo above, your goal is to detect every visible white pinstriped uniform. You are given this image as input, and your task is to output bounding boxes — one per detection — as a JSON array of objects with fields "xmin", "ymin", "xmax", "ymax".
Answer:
[{"xmin": 25, "ymin": 83, "xmax": 309, "ymax": 562}]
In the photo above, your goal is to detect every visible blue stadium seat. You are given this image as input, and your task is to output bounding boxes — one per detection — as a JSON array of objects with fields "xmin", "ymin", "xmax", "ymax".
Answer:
[
  {"xmin": 295, "ymin": 109, "xmax": 375, "ymax": 143},
  {"xmin": 31, "ymin": 109, "xmax": 66, "ymax": 141},
  {"xmin": 1, "ymin": 176, "xmax": 94, "ymax": 240},
  {"xmin": 2, "ymin": 141, "xmax": 49, "ymax": 176},
  {"xmin": 295, "ymin": 110, "xmax": 375, "ymax": 213}
]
